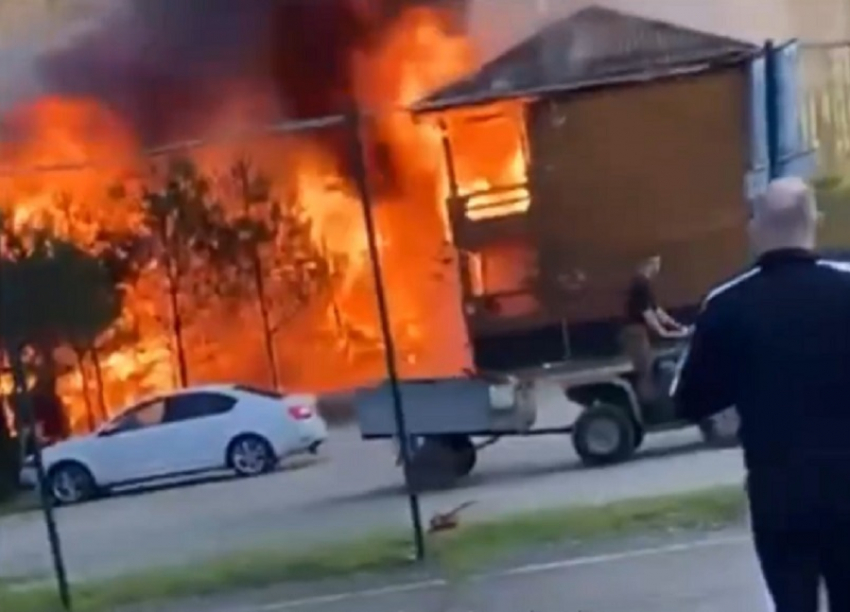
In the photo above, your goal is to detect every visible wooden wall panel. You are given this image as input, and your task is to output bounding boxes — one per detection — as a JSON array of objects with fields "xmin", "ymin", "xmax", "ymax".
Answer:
[{"xmin": 526, "ymin": 68, "xmax": 750, "ymax": 324}]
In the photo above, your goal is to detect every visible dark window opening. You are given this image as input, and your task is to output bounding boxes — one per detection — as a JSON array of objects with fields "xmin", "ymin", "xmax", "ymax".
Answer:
[{"xmin": 164, "ymin": 392, "xmax": 236, "ymax": 423}]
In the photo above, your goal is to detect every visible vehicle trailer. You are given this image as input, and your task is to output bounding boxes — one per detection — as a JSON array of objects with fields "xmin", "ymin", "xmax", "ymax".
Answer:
[{"xmin": 353, "ymin": 345, "xmax": 739, "ymax": 490}]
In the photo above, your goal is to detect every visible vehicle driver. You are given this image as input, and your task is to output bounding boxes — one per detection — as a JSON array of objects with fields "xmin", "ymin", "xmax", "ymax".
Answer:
[{"xmin": 622, "ymin": 255, "xmax": 688, "ymax": 403}]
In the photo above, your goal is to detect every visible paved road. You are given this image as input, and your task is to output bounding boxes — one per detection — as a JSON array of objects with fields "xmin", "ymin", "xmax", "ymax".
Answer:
[
  {"xmin": 127, "ymin": 529, "xmax": 778, "ymax": 612},
  {"xmin": 0, "ymin": 413, "xmax": 746, "ymax": 583}
]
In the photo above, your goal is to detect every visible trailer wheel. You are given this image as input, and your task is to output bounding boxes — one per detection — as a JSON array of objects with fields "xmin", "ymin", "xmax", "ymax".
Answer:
[
  {"xmin": 447, "ymin": 435, "xmax": 477, "ymax": 477},
  {"xmin": 573, "ymin": 404, "xmax": 637, "ymax": 467},
  {"xmin": 407, "ymin": 437, "xmax": 460, "ymax": 491}
]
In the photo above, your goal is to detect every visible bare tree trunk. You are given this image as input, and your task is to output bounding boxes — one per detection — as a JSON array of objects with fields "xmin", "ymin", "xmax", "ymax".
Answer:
[
  {"xmin": 235, "ymin": 160, "xmax": 280, "ymax": 389},
  {"xmin": 34, "ymin": 346, "xmax": 69, "ymax": 440},
  {"xmin": 168, "ymin": 283, "xmax": 189, "ymax": 388},
  {"xmin": 75, "ymin": 349, "xmax": 96, "ymax": 432},
  {"xmin": 330, "ymin": 292, "xmax": 352, "ymax": 360},
  {"xmin": 165, "ymin": 260, "xmax": 189, "ymax": 388},
  {"xmin": 91, "ymin": 348, "xmax": 107, "ymax": 421},
  {"xmin": 252, "ymin": 254, "xmax": 280, "ymax": 389},
  {"xmin": 157, "ymin": 210, "xmax": 190, "ymax": 388}
]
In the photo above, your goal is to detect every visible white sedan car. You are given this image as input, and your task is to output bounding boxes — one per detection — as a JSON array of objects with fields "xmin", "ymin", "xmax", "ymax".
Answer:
[{"xmin": 20, "ymin": 384, "xmax": 328, "ymax": 505}]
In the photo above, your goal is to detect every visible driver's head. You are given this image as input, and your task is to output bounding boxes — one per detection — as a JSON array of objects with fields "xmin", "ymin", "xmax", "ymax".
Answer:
[
  {"xmin": 749, "ymin": 177, "xmax": 818, "ymax": 256},
  {"xmin": 638, "ymin": 255, "xmax": 662, "ymax": 278}
]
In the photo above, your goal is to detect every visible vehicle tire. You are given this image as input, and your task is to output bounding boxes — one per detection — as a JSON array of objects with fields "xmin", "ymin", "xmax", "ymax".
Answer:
[
  {"xmin": 699, "ymin": 408, "xmax": 740, "ymax": 449},
  {"xmin": 447, "ymin": 435, "xmax": 477, "ymax": 477},
  {"xmin": 407, "ymin": 437, "xmax": 459, "ymax": 492},
  {"xmin": 572, "ymin": 404, "xmax": 637, "ymax": 467},
  {"xmin": 227, "ymin": 435, "xmax": 277, "ymax": 477},
  {"xmin": 47, "ymin": 461, "xmax": 97, "ymax": 506}
]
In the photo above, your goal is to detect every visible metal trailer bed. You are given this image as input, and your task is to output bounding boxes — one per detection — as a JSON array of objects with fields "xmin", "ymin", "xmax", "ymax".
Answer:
[{"xmin": 352, "ymin": 346, "xmax": 738, "ymax": 490}]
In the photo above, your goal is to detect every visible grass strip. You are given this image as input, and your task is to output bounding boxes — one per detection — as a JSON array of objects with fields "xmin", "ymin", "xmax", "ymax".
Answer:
[
  {"xmin": 429, "ymin": 484, "xmax": 745, "ymax": 572},
  {"xmin": 1, "ymin": 485, "xmax": 746, "ymax": 612},
  {"xmin": 0, "ymin": 492, "xmax": 39, "ymax": 517}
]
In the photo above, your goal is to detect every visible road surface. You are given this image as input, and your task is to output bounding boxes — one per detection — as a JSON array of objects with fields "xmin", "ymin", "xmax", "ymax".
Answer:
[
  {"xmin": 0, "ymin": 415, "xmax": 746, "ymax": 583},
  {"xmin": 125, "ymin": 529, "xmax": 778, "ymax": 612}
]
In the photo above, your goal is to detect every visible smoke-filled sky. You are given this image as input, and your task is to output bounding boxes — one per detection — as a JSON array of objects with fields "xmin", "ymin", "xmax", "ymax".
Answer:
[
  {"xmin": 31, "ymin": 0, "xmax": 397, "ymax": 143},
  {"xmin": 0, "ymin": 0, "xmax": 427, "ymax": 142},
  {"xmin": 0, "ymin": 0, "xmax": 843, "ymax": 133},
  {"xmin": 467, "ymin": 0, "xmax": 847, "ymax": 60}
]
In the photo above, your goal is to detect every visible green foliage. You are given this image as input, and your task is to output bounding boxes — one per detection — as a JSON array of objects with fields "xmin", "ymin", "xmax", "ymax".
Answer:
[
  {"xmin": 0, "ymin": 211, "xmax": 125, "ymax": 486},
  {"xmin": 0, "ymin": 221, "xmax": 122, "ymax": 352},
  {"xmin": 0, "ymin": 486, "xmax": 746, "ymax": 611}
]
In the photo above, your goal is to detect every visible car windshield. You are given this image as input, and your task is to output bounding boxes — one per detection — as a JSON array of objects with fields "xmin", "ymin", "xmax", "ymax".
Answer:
[
  {"xmin": 98, "ymin": 414, "xmax": 130, "ymax": 434},
  {"xmin": 104, "ymin": 406, "xmax": 136, "ymax": 429}
]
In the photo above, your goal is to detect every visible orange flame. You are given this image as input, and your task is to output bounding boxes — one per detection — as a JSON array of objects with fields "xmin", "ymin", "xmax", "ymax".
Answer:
[{"xmin": 0, "ymin": 6, "xmax": 530, "ymax": 434}]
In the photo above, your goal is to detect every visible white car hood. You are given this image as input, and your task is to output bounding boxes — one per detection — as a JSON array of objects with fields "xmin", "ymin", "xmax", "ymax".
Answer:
[{"xmin": 37, "ymin": 434, "xmax": 96, "ymax": 463}]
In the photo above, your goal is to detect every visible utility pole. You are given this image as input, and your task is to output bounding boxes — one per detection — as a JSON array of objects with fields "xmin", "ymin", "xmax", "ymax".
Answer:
[
  {"xmin": 347, "ymin": 107, "xmax": 426, "ymax": 560},
  {"xmin": 1, "ymin": 309, "xmax": 72, "ymax": 610}
]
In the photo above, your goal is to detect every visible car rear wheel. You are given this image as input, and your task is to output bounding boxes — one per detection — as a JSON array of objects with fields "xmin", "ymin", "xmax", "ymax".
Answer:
[
  {"xmin": 228, "ymin": 435, "xmax": 276, "ymax": 477},
  {"xmin": 48, "ymin": 462, "xmax": 97, "ymax": 505}
]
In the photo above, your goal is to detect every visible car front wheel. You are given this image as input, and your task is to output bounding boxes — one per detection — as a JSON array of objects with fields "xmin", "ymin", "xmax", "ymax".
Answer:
[
  {"xmin": 48, "ymin": 462, "xmax": 97, "ymax": 505},
  {"xmin": 228, "ymin": 435, "xmax": 276, "ymax": 477}
]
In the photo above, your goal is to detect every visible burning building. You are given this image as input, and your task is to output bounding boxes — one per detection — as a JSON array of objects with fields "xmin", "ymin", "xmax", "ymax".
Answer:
[{"xmin": 414, "ymin": 6, "xmax": 812, "ymax": 371}]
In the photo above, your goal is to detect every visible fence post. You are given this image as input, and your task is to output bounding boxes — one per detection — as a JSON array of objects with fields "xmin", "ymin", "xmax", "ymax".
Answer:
[
  {"xmin": 346, "ymin": 106, "xmax": 426, "ymax": 561},
  {"xmin": 5, "ymin": 341, "xmax": 72, "ymax": 610}
]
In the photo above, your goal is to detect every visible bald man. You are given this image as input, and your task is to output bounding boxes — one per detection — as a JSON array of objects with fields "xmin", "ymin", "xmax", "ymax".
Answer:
[{"xmin": 673, "ymin": 177, "xmax": 850, "ymax": 612}]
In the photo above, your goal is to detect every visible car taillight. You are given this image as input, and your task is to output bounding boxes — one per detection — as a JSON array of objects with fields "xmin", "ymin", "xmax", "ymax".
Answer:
[{"xmin": 287, "ymin": 405, "xmax": 313, "ymax": 420}]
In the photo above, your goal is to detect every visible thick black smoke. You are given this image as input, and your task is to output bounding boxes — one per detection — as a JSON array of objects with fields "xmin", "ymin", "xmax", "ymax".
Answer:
[{"xmin": 36, "ymin": 0, "xmax": 416, "ymax": 145}]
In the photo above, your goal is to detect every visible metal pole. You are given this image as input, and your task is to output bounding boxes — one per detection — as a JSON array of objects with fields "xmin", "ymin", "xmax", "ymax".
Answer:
[
  {"xmin": 347, "ymin": 107, "xmax": 426, "ymax": 560},
  {"xmin": 5, "ymin": 342, "xmax": 72, "ymax": 610},
  {"xmin": 764, "ymin": 39, "xmax": 779, "ymax": 179}
]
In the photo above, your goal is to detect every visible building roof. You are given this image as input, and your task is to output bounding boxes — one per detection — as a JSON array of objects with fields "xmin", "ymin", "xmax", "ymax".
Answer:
[{"xmin": 415, "ymin": 5, "xmax": 759, "ymax": 112}]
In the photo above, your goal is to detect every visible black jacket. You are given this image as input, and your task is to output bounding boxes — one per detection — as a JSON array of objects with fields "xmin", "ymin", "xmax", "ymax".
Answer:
[{"xmin": 674, "ymin": 249, "xmax": 850, "ymax": 473}]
